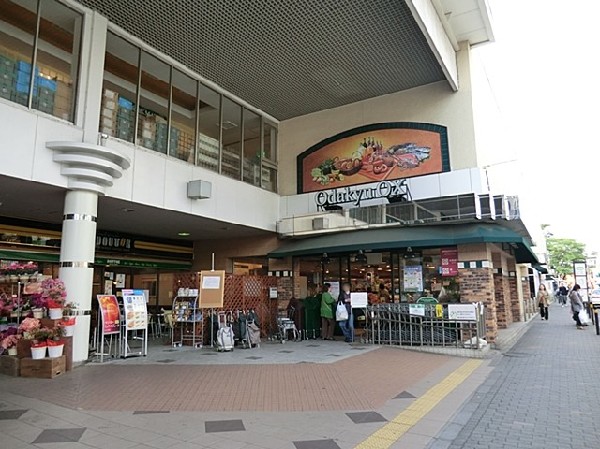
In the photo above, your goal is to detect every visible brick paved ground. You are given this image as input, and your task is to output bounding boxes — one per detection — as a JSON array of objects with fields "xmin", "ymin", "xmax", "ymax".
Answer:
[
  {"xmin": 428, "ymin": 303, "xmax": 600, "ymax": 449},
  {"xmin": 0, "ymin": 346, "xmax": 454, "ymax": 413}
]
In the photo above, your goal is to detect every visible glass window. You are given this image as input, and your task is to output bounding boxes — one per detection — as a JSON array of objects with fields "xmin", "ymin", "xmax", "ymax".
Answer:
[
  {"xmin": 137, "ymin": 51, "xmax": 170, "ymax": 153},
  {"xmin": 35, "ymin": 0, "xmax": 81, "ymax": 120},
  {"xmin": 0, "ymin": 0, "xmax": 36, "ymax": 107},
  {"xmin": 0, "ymin": 0, "xmax": 81, "ymax": 121},
  {"xmin": 261, "ymin": 165, "xmax": 277, "ymax": 192},
  {"xmin": 263, "ymin": 121, "xmax": 277, "ymax": 162},
  {"xmin": 242, "ymin": 108, "xmax": 261, "ymax": 186},
  {"xmin": 170, "ymin": 69, "xmax": 197, "ymax": 163},
  {"xmin": 101, "ymin": 32, "xmax": 139, "ymax": 143},
  {"xmin": 197, "ymin": 84, "xmax": 220, "ymax": 172},
  {"xmin": 220, "ymin": 97, "xmax": 242, "ymax": 180}
]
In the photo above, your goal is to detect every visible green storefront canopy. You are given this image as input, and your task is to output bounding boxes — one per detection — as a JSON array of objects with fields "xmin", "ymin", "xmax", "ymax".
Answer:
[
  {"xmin": 0, "ymin": 250, "xmax": 192, "ymax": 270},
  {"xmin": 269, "ymin": 223, "xmax": 538, "ymax": 264}
]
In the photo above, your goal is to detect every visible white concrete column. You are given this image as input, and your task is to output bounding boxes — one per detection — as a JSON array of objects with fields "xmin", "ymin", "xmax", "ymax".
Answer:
[
  {"xmin": 47, "ymin": 142, "xmax": 130, "ymax": 362},
  {"xmin": 59, "ymin": 190, "xmax": 98, "ymax": 362}
]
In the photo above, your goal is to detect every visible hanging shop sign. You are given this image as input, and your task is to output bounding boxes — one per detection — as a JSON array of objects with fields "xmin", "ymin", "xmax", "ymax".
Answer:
[
  {"xmin": 448, "ymin": 304, "xmax": 477, "ymax": 321},
  {"xmin": 96, "ymin": 232, "xmax": 133, "ymax": 252},
  {"xmin": 298, "ymin": 122, "xmax": 450, "ymax": 194},
  {"xmin": 315, "ymin": 179, "xmax": 410, "ymax": 208},
  {"xmin": 97, "ymin": 295, "xmax": 120, "ymax": 335},
  {"xmin": 440, "ymin": 248, "xmax": 459, "ymax": 277}
]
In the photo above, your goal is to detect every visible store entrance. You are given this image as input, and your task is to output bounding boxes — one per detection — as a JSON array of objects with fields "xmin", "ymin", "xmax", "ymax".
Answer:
[{"xmin": 298, "ymin": 248, "xmax": 460, "ymax": 304}]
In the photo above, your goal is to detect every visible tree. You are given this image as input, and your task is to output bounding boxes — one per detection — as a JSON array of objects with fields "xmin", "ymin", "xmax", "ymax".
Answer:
[{"xmin": 546, "ymin": 238, "xmax": 586, "ymax": 278}]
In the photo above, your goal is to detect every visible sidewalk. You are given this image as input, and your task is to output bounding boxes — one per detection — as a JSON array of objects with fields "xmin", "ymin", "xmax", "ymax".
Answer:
[
  {"xmin": 0, "ymin": 340, "xmax": 491, "ymax": 448},
  {"xmin": 427, "ymin": 302, "xmax": 600, "ymax": 449}
]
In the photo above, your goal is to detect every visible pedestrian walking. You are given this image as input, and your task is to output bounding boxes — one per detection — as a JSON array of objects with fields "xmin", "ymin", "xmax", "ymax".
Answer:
[
  {"xmin": 569, "ymin": 284, "xmax": 586, "ymax": 330},
  {"xmin": 557, "ymin": 283, "xmax": 568, "ymax": 307},
  {"xmin": 320, "ymin": 283, "xmax": 335, "ymax": 340},
  {"xmin": 536, "ymin": 284, "xmax": 550, "ymax": 320}
]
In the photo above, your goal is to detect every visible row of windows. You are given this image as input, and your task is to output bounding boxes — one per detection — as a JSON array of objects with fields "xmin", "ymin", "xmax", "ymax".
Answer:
[
  {"xmin": 0, "ymin": 0, "xmax": 80, "ymax": 121},
  {"xmin": 0, "ymin": 1, "xmax": 278, "ymax": 193},
  {"xmin": 101, "ymin": 31, "xmax": 277, "ymax": 192}
]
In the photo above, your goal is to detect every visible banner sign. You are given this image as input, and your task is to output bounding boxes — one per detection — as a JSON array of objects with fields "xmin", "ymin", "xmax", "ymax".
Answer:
[
  {"xmin": 448, "ymin": 304, "xmax": 477, "ymax": 321},
  {"xmin": 441, "ymin": 248, "xmax": 459, "ymax": 277},
  {"xmin": 97, "ymin": 295, "xmax": 120, "ymax": 335},
  {"xmin": 297, "ymin": 122, "xmax": 449, "ymax": 194},
  {"xmin": 122, "ymin": 289, "xmax": 148, "ymax": 330}
]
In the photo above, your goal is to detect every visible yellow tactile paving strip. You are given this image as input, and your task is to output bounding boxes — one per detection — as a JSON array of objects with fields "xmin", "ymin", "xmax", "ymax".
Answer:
[{"xmin": 355, "ymin": 358, "xmax": 483, "ymax": 449}]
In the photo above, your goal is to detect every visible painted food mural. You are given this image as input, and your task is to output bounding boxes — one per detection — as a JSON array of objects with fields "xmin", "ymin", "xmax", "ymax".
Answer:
[{"xmin": 299, "ymin": 125, "xmax": 447, "ymax": 193}]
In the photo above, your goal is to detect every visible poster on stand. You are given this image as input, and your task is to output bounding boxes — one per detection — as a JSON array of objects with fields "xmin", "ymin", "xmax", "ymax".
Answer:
[
  {"xmin": 403, "ymin": 266, "xmax": 423, "ymax": 292},
  {"xmin": 97, "ymin": 295, "xmax": 120, "ymax": 335},
  {"xmin": 122, "ymin": 289, "xmax": 148, "ymax": 330}
]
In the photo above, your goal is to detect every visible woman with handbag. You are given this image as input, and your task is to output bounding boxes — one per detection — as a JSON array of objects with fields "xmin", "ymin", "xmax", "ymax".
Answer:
[
  {"xmin": 536, "ymin": 284, "xmax": 550, "ymax": 320},
  {"xmin": 569, "ymin": 284, "xmax": 586, "ymax": 330}
]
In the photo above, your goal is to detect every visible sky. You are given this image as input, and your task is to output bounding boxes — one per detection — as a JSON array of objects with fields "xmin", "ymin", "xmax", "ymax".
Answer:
[{"xmin": 472, "ymin": 0, "xmax": 600, "ymax": 253}]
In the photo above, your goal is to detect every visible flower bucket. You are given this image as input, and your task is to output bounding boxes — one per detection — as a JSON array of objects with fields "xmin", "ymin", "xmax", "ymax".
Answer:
[
  {"xmin": 31, "ymin": 345, "xmax": 47, "ymax": 359},
  {"xmin": 8, "ymin": 347, "xmax": 17, "ymax": 356},
  {"xmin": 63, "ymin": 325, "xmax": 75, "ymax": 336},
  {"xmin": 47, "ymin": 344, "xmax": 64, "ymax": 358},
  {"xmin": 32, "ymin": 309, "xmax": 44, "ymax": 319},
  {"xmin": 48, "ymin": 308, "xmax": 63, "ymax": 319}
]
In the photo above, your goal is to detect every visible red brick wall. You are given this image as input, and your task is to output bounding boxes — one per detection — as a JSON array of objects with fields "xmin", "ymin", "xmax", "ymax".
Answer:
[
  {"xmin": 459, "ymin": 267, "xmax": 497, "ymax": 343},
  {"xmin": 509, "ymin": 276, "xmax": 521, "ymax": 321},
  {"xmin": 502, "ymin": 275, "xmax": 513, "ymax": 325}
]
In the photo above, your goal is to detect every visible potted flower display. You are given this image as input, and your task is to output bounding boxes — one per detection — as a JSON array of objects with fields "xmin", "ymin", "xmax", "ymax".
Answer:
[
  {"xmin": 60, "ymin": 316, "xmax": 77, "ymax": 337},
  {"xmin": 30, "ymin": 327, "xmax": 52, "ymax": 359},
  {"xmin": 18, "ymin": 317, "xmax": 41, "ymax": 340},
  {"xmin": 1, "ymin": 333, "xmax": 21, "ymax": 356},
  {"xmin": 47, "ymin": 326, "xmax": 65, "ymax": 358},
  {"xmin": 39, "ymin": 278, "xmax": 67, "ymax": 319}
]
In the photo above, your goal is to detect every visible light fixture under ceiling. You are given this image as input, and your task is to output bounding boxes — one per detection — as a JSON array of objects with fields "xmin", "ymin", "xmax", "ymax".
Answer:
[{"xmin": 177, "ymin": 231, "xmax": 190, "ymax": 237}]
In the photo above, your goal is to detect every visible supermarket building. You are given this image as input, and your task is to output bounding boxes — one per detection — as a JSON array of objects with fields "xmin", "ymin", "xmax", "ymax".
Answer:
[{"xmin": 0, "ymin": 0, "xmax": 544, "ymax": 361}]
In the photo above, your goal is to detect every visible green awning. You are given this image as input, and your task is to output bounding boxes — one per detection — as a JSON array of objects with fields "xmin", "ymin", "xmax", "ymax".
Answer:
[
  {"xmin": 0, "ymin": 249, "xmax": 60, "ymax": 263},
  {"xmin": 269, "ymin": 223, "xmax": 538, "ymax": 264},
  {"xmin": 0, "ymin": 250, "xmax": 192, "ymax": 270}
]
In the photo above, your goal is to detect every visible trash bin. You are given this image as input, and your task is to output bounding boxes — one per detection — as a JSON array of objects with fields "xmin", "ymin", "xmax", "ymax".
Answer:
[{"xmin": 303, "ymin": 296, "xmax": 321, "ymax": 339}]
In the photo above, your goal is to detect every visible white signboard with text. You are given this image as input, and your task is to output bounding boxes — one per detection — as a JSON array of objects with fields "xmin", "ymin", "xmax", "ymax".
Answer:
[{"xmin": 448, "ymin": 304, "xmax": 477, "ymax": 321}]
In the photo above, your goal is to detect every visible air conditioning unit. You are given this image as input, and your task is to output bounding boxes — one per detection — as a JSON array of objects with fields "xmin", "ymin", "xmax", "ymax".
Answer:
[{"xmin": 312, "ymin": 217, "xmax": 329, "ymax": 230}]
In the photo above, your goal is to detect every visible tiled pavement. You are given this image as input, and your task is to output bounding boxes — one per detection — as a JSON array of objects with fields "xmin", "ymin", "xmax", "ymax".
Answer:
[
  {"xmin": 0, "ymin": 339, "xmax": 492, "ymax": 448},
  {"xmin": 427, "ymin": 303, "xmax": 600, "ymax": 449}
]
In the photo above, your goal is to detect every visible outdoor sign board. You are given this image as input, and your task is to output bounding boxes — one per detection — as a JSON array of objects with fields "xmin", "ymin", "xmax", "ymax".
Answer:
[
  {"xmin": 122, "ymin": 289, "xmax": 148, "ymax": 330},
  {"xmin": 409, "ymin": 304, "xmax": 426, "ymax": 316},
  {"xmin": 297, "ymin": 122, "xmax": 450, "ymax": 194},
  {"xmin": 199, "ymin": 270, "xmax": 225, "ymax": 308},
  {"xmin": 403, "ymin": 266, "xmax": 423, "ymax": 292},
  {"xmin": 448, "ymin": 304, "xmax": 477, "ymax": 321},
  {"xmin": 350, "ymin": 292, "xmax": 368, "ymax": 308},
  {"xmin": 97, "ymin": 295, "xmax": 120, "ymax": 335}
]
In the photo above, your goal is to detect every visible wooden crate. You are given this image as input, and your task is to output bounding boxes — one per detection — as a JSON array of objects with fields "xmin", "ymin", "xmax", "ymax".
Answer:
[
  {"xmin": 17, "ymin": 339, "xmax": 32, "ymax": 359},
  {"xmin": 20, "ymin": 356, "xmax": 66, "ymax": 379},
  {"xmin": 40, "ymin": 318, "xmax": 62, "ymax": 328},
  {"xmin": 0, "ymin": 356, "xmax": 20, "ymax": 377}
]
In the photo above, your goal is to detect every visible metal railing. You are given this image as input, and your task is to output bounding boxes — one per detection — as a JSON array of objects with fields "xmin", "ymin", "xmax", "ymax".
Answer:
[{"xmin": 362, "ymin": 303, "xmax": 486, "ymax": 349}]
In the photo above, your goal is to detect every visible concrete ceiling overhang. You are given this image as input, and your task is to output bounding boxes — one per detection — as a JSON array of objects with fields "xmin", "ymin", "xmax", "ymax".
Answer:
[{"xmin": 73, "ymin": 0, "xmax": 493, "ymax": 121}]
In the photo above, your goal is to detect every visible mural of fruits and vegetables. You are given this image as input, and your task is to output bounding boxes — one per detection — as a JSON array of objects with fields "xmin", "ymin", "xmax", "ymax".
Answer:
[{"xmin": 298, "ymin": 123, "xmax": 449, "ymax": 193}]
